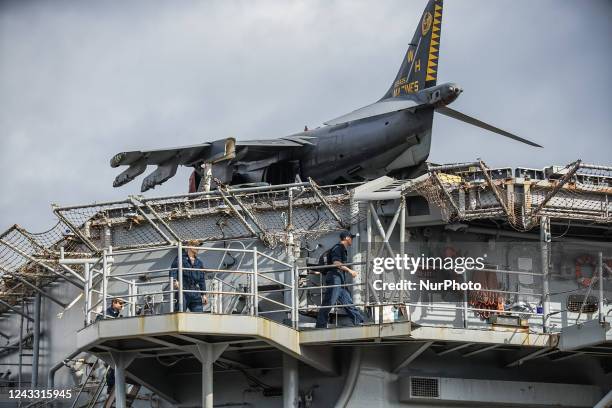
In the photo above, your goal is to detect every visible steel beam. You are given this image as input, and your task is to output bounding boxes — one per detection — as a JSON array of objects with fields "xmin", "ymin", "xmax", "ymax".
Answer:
[
  {"xmin": 531, "ymin": 159, "xmax": 582, "ymax": 219},
  {"xmin": 0, "ymin": 266, "xmax": 67, "ymax": 308},
  {"xmin": 129, "ymin": 197, "xmax": 175, "ymax": 245},
  {"xmin": 393, "ymin": 341, "xmax": 432, "ymax": 372},
  {"xmin": 52, "ymin": 206, "xmax": 98, "ymax": 252},
  {"xmin": 505, "ymin": 347, "xmax": 553, "ymax": 367},
  {"xmin": 462, "ymin": 344, "xmax": 499, "ymax": 357},
  {"xmin": 308, "ymin": 178, "xmax": 345, "ymax": 227},
  {"xmin": 437, "ymin": 342, "xmax": 474, "ymax": 356},
  {"xmin": 31, "ymin": 293, "xmax": 41, "ymax": 387},
  {"xmin": 0, "ymin": 298, "xmax": 34, "ymax": 322},
  {"xmin": 540, "ymin": 216, "xmax": 551, "ymax": 332},
  {"xmin": 0, "ymin": 238, "xmax": 83, "ymax": 289}
]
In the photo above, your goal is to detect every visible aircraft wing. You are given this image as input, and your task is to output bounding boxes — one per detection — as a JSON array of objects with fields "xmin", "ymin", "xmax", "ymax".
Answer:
[{"xmin": 111, "ymin": 136, "xmax": 315, "ymax": 192}]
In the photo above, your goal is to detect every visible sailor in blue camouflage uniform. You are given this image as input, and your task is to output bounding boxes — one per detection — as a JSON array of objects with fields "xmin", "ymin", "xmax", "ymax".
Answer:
[{"xmin": 170, "ymin": 239, "xmax": 208, "ymax": 312}]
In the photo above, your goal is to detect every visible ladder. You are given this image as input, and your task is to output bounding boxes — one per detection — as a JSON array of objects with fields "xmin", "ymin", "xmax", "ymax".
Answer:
[
  {"xmin": 102, "ymin": 384, "xmax": 141, "ymax": 408},
  {"xmin": 81, "ymin": 365, "xmax": 109, "ymax": 408}
]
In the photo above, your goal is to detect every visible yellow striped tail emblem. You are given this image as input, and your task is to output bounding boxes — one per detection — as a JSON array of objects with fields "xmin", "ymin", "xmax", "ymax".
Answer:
[{"xmin": 425, "ymin": 3, "xmax": 443, "ymax": 82}]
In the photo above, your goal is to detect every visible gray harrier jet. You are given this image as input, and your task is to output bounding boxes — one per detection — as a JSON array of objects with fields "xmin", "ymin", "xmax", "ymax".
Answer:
[{"xmin": 110, "ymin": 0, "xmax": 541, "ymax": 193}]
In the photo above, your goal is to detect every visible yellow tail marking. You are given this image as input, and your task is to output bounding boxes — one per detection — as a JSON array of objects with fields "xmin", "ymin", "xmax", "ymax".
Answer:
[{"xmin": 425, "ymin": 3, "xmax": 442, "ymax": 83}]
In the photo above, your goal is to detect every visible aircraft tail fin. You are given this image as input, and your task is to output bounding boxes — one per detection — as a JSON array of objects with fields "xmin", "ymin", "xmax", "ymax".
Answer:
[{"xmin": 381, "ymin": 0, "xmax": 443, "ymax": 100}]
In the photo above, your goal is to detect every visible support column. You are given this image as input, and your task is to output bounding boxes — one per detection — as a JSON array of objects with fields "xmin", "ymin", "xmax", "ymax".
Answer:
[
  {"xmin": 185, "ymin": 343, "xmax": 228, "ymax": 408},
  {"xmin": 109, "ymin": 351, "xmax": 136, "ymax": 408},
  {"xmin": 283, "ymin": 354, "xmax": 299, "ymax": 408},
  {"xmin": 350, "ymin": 196, "xmax": 363, "ymax": 309},
  {"xmin": 31, "ymin": 293, "xmax": 41, "ymax": 388},
  {"xmin": 399, "ymin": 197, "xmax": 406, "ymax": 305},
  {"xmin": 540, "ymin": 216, "xmax": 551, "ymax": 332}
]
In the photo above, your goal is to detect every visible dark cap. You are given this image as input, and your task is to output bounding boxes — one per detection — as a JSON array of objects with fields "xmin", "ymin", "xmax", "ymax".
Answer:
[{"xmin": 339, "ymin": 231, "xmax": 356, "ymax": 240}]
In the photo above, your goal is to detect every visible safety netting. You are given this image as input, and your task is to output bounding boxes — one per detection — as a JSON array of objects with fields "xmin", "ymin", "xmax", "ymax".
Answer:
[{"xmin": 403, "ymin": 160, "xmax": 612, "ymax": 231}]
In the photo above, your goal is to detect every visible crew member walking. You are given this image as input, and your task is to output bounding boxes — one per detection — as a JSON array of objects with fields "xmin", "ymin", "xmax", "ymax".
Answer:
[{"xmin": 316, "ymin": 231, "xmax": 365, "ymax": 328}]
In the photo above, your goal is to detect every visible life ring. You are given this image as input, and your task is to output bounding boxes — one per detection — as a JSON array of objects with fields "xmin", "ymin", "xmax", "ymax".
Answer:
[{"xmin": 575, "ymin": 255, "xmax": 596, "ymax": 287}]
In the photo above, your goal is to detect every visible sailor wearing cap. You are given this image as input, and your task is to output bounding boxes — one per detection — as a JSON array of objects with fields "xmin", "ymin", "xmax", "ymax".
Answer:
[
  {"xmin": 315, "ymin": 231, "xmax": 366, "ymax": 328},
  {"xmin": 170, "ymin": 239, "xmax": 208, "ymax": 312}
]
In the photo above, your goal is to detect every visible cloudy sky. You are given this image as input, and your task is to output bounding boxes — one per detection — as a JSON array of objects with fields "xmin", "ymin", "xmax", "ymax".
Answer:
[{"xmin": 1, "ymin": 0, "xmax": 611, "ymax": 233}]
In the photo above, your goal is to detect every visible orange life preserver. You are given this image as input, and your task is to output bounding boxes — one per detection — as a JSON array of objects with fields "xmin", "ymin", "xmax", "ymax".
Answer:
[{"xmin": 575, "ymin": 255, "xmax": 596, "ymax": 287}]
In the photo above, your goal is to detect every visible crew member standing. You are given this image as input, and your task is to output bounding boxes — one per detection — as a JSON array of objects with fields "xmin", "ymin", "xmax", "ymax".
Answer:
[
  {"xmin": 316, "ymin": 231, "xmax": 365, "ymax": 328},
  {"xmin": 97, "ymin": 297, "xmax": 124, "ymax": 320},
  {"xmin": 170, "ymin": 239, "xmax": 208, "ymax": 312},
  {"xmin": 95, "ymin": 298, "xmax": 124, "ymax": 393}
]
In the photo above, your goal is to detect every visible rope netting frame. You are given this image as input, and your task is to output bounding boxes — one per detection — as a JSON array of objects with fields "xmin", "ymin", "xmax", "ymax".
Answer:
[
  {"xmin": 2, "ymin": 159, "xmax": 610, "ymax": 313},
  {"xmin": 52, "ymin": 182, "xmax": 364, "ymax": 252},
  {"xmin": 403, "ymin": 160, "xmax": 612, "ymax": 230},
  {"xmin": 0, "ymin": 221, "xmax": 87, "ymax": 309},
  {"xmin": 0, "ymin": 182, "xmax": 366, "ymax": 313}
]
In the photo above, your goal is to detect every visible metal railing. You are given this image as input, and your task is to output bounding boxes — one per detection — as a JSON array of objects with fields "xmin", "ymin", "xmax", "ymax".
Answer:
[
  {"xmin": 84, "ymin": 244, "xmax": 296, "ymax": 326},
  {"xmin": 80, "ymin": 243, "xmax": 610, "ymax": 335}
]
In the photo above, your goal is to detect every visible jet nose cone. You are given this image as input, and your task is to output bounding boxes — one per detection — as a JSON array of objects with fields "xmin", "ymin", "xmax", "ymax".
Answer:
[{"xmin": 449, "ymin": 85, "xmax": 462, "ymax": 94}]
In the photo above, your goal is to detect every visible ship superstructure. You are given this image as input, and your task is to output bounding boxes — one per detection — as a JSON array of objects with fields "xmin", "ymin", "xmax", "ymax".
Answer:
[{"xmin": 0, "ymin": 159, "xmax": 610, "ymax": 407}]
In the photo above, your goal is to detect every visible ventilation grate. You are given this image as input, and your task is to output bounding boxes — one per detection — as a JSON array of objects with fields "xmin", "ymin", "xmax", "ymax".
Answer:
[{"xmin": 410, "ymin": 376, "xmax": 440, "ymax": 399}]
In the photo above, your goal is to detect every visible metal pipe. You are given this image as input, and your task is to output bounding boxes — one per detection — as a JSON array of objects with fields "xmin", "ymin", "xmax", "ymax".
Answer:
[
  {"xmin": 366, "ymin": 203, "xmax": 375, "ymax": 305},
  {"xmin": 580, "ymin": 163, "xmax": 612, "ymax": 171},
  {"xmin": 217, "ymin": 188, "xmax": 259, "ymax": 237},
  {"xmin": 84, "ymin": 263, "xmax": 91, "ymax": 325},
  {"xmin": 283, "ymin": 354, "xmax": 298, "ymax": 408},
  {"xmin": 114, "ymin": 361, "xmax": 127, "ymax": 408},
  {"xmin": 457, "ymin": 225, "xmax": 612, "ymax": 248},
  {"xmin": 129, "ymin": 197, "xmax": 175, "ymax": 245},
  {"xmin": 31, "ymin": 293, "xmax": 41, "ymax": 388},
  {"xmin": 462, "ymin": 269, "xmax": 469, "ymax": 329},
  {"xmin": 129, "ymin": 280, "xmax": 136, "ymax": 317},
  {"xmin": 333, "ymin": 347, "xmax": 362, "ymax": 408},
  {"xmin": 178, "ymin": 243, "xmax": 184, "ymax": 312},
  {"xmin": 169, "ymin": 277, "xmax": 175, "ymax": 313},
  {"xmin": 253, "ymin": 249, "xmax": 258, "ymax": 317},
  {"xmin": 47, "ymin": 350, "xmax": 80, "ymax": 389},
  {"xmin": 143, "ymin": 201, "xmax": 181, "ymax": 241},
  {"xmin": 540, "ymin": 216, "xmax": 551, "ymax": 332},
  {"xmin": 599, "ymin": 252, "xmax": 604, "ymax": 324},
  {"xmin": 428, "ymin": 162, "xmax": 480, "ymax": 172},
  {"xmin": 300, "ymin": 301, "xmax": 543, "ymax": 317},
  {"xmin": 203, "ymin": 359, "xmax": 214, "ymax": 408},
  {"xmin": 256, "ymin": 251, "xmax": 293, "ymax": 268},
  {"xmin": 531, "ymin": 160, "xmax": 582, "ymax": 219},
  {"xmin": 18, "ymin": 301, "xmax": 24, "ymax": 389},
  {"xmin": 309, "ymin": 178, "xmax": 344, "ymax": 225},
  {"xmin": 102, "ymin": 250, "xmax": 108, "ymax": 319},
  {"xmin": 399, "ymin": 197, "xmax": 406, "ymax": 305}
]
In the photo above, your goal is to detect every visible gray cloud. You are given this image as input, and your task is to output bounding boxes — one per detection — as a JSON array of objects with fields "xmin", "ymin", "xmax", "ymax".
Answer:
[{"xmin": 1, "ymin": 0, "xmax": 611, "ymax": 232}]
